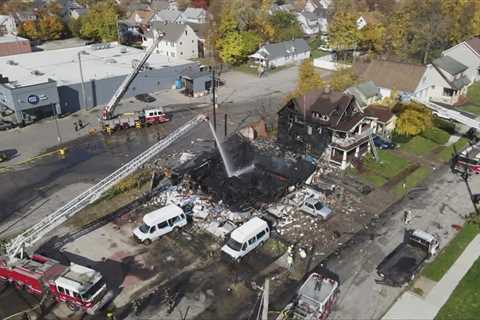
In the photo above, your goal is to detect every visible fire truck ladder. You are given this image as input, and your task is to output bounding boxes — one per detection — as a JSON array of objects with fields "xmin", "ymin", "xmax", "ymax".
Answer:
[
  {"xmin": 5, "ymin": 115, "xmax": 206, "ymax": 262},
  {"xmin": 102, "ymin": 31, "xmax": 163, "ymax": 120},
  {"xmin": 413, "ymin": 98, "xmax": 480, "ymax": 130}
]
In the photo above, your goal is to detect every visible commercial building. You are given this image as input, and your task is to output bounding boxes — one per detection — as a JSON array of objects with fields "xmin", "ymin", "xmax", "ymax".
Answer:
[{"xmin": 0, "ymin": 42, "xmax": 198, "ymax": 124}]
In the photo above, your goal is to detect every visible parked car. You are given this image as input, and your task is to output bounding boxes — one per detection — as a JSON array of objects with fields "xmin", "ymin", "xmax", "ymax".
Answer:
[
  {"xmin": 300, "ymin": 198, "xmax": 332, "ymax": 220},
  {"xmin": 133, "ymin": 204, "xmax": 188, "ymax": 245},
  {"xmin": 221, "ymin": 217, "xmax": 270, "ymax": 263},
  {"xmin": 373, "ymin": 135, "xmax": 396, "ymax": 149},
  {"xmin": 135, "ymin": 94, "xmax": 156, "ymax": 103},
  {"xmin": 0, "ymin": 119, "xmax": 15, "ymax": 131}
]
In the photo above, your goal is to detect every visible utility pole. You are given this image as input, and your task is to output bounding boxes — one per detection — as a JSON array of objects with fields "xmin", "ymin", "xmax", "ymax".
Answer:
[
  {"xmin": 224, "ymin": 114, "xmax": 227, "ymax": 137},
  {"xmin": 261, "ymin": 279, "xmax": 270, "ymax": 320},
  {"xmin": 51, "ymin": 104, "xmax": 62, "ymax": 145},
  {"xmin": 212, "ymin": 67, "xmax": 217, "ymax": 131},
  {"xmin": 78, "ymin": 52, "xmax": 88, "ymax": 109}
]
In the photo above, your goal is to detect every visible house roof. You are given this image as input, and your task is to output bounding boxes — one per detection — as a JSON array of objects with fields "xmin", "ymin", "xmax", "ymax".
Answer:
[
  {"xmin": 181, "ymin": 70, "xmax": 211, "ymax": 80},
  {"xmin": 345, "ymin": 81, "xmax": 379, "ymax": 107},
  {"xmin": 365, "ymin": 105, "xmax": 394, "ymax": 123},
  {"xmin": 451, "ymin": 75, "xmax": 471, "ymax": 90},
  {"xmin": 354, "ymin": 60, "xmax": 426, "ymax": 93},
  {"xmin": 432, "ymin": 55, "xmax": 467, "ymax": 75},
  {"xmin": 152, "ymin": 9, "xmax": 182, "ymax": 23},
  {"xmin": 185, "ymin": 22, "xmax": 208, "ymax": 40},
  {"xmin": 299, "ymin": 11, "xmax": 318, "ymax": 21},
  {"xmin": 150, "ymin": 0, "xmax": 170, "ymax": 11},
  {"xmin": 129, "ymin": 10, "xmax": 155, "ymax": 24},
  {"xmin": 259, "ymin": 39, "xmax": 310, "ymax": 60},
  {"xmin": 465, "ymin": 37, "xmax": 480, "ymax": 56},
  {"xmin": 150, "ymin": 22, "xmax": 189, "ymax": 41},
  {"xmin": 182, "ymin": 7, "xmax": 206, "ymax": 20}
]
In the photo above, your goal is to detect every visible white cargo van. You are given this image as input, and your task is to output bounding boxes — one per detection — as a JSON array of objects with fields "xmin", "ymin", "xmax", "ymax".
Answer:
[
  {"xmin": 133, "ymin": 204, "xmax": 187, "ymax": 245},
  {"xmin": 221, "ymin": 217, "xmax": 270, "ymax": 262}
]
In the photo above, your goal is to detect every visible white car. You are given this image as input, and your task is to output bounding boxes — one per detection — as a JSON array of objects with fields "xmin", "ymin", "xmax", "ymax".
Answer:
[{"xmin": 300, "ymin": 198, "xmax": 332, "ymax": 220}]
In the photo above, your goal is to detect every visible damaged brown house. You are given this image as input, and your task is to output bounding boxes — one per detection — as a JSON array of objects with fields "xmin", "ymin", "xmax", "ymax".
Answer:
[{"xmin": 277, "ymin": 90, "xmax": 395, "ymax": 169}]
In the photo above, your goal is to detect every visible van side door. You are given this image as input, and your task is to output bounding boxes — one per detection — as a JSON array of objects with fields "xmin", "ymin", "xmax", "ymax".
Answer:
[
  {"xmin": 156, "ymin": 221, "xmax": 171, "ymax": 238},
  {"xmin": 246, "ymin": 236, "xmax": 257, "ymax": 253}
]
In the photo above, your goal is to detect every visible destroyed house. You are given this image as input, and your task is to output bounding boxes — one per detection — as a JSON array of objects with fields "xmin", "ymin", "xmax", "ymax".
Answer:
[{"xmin": 277, "ymin": 90, "xmax": 394, "ymax": 169}]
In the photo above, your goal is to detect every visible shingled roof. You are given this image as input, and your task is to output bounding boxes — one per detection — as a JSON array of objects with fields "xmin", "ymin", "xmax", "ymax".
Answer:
[{"xmin": 354, "ymin": 60, "xmax": 426, "ymax": 93}]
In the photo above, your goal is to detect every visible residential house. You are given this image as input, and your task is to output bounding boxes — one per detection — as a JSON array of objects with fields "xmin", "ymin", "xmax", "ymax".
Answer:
[
  {"xmin": 182, "ymin": 8, "xmax": 207, "ymax": 24},
  {"xmin": 304, "ymin": 0, "xmax": 330, "ymax": 13},
  {"xmin": 269, "ymin": 3, "xmax": 295, "ymax": 15},
  {"xmin": 149, "ymin": 0, "xmax": 171, "ymax": 11},
  {"xmin": 57, "ymin": 0, "xmax": 87, "ymax": 21},
  {"xmin": 129, "ymin": 10, "xmax": 155, "ymax": 28},
  {"xmin": 143, "ymin": 22, "xmax": 199, "ymax": 59},
  {"xmin": 354, "ymin": 59, "xmax": 427, "ymax": 100},
  {"xmin": 277, "ymin": 90, "xmax": 395, "ymax": 169},
  {"xmin": 150, "ymin": 9, "xmax": 183, "ymax": 24},
  {"xmin": 249, "ymin": 39, "xmax": 310, "ymax": 68},
  {"xmin": 356, "ymin": 12, "xmax": 382, "ymax": 30},
  {"xmin": 14, "ymin": 11, "xmax": 38, "ymax": 24},
  {"xmin": 0, "ymin": 15, "xmax": 17, "ymax": 35},
  {"xmin": 420, "ymin": 56, "xmax": 470, "ymax": 105},
  {"xmin": 296, "ymin": 9, "xmax": 328, "ymax": 36},
  {"xmin": 185, "ymin": 22, "xmax": 208, "ymax": 57},
  {"xmin": 442, "ymin": 37, "xmax": 480, "ymax": 83},
  {"xmin": 345, "ymin": 81, "xmax": 381, "ymax": 109},
  {"xmin": 180, "ymin": 70, "xmax": 213, "ymax": 97}
]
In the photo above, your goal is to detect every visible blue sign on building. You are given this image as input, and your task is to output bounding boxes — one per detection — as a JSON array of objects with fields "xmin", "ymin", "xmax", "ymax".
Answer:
[{"xmin": 27, "ymin": 94, "xmax": 40, "ymax": 105}]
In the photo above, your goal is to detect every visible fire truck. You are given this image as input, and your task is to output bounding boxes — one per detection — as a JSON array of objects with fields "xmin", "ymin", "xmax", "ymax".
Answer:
[
  {"xmin": 100, "ymin": 32, "xmax": 170, "ymax": 134},
  {"xmin": 0, "ymin": 114, "xmax": 207, "ymax": 315},
  {"xmin": 277, "ymin": 272, "xmax": 339, "ymax": 320}
]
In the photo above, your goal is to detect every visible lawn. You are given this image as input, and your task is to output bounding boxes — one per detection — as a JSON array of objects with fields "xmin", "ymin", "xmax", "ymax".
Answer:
[
  {"xmin": 460, "ymin": 82, "xmax": 480, "ymax": 115},
  {"xmin": 311, "ymin": 49, "xmax": 330, "ymax": 59},
  {"xmin": 354, "ymin": 150, "xmax": 409, "ymax": 188},
  {"xmin": 401, "ymin": 136, "xmax": 439, "ymax": 156},
  {"xmin": 234, "ymin": 63, "xmax": 291, "ymax": 76},
  {"xmin": 422, "ymin": 223, "xmax": 480, "ymax": 282},
  {"xmin": 436, "ymin": 256, "xmax": 480, "ymax": 320},
  {"xmin": 436, "ymin": 137, "xmax": 470, "ymax": 162},
  {"xmin": 392, "ymin": 165, "xmax": 432, "ymax": 196}
]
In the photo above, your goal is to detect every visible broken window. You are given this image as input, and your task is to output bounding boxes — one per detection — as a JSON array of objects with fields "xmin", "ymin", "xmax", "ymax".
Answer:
[{"xmin": 443, "ymin": 88, "xmax": 454, "ymax": 97}]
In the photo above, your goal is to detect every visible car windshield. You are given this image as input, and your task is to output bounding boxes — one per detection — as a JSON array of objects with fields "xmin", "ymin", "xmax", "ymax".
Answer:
[
  {"xmin": 139, "ymin": 224, "xmax": 150, "ymax": 233},
  {"xmin": 314, "ymin": 202, "xmax": 324, "ymax": 210},
  {"xmin": 226, "ymin": 238, "xmax": 243, "ymax": 251},
  {"xmin": 81, "ymin": 278, "xmax": 106, "ymax": 301}
]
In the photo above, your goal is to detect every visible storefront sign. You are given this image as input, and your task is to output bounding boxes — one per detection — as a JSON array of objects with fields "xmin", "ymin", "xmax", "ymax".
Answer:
[{"xmin": 27, "ymin": 94, "xmax": 40, "ymax": 105}]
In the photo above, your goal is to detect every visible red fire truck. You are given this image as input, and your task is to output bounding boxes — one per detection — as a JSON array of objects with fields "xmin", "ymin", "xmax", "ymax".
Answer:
[{"xmin": 0, "ymin": 255, "xmax": 109, "ymax": 313}]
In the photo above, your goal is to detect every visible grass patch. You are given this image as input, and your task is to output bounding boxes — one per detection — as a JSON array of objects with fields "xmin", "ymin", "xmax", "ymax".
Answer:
[
  {"xmin": 422, "ymin": 223, "xmax": 480, "ymax": 282},
  {"xmin": 311, "ymin": 49, "xmax": 330, "ymax": 59},
  {"xmin": 353, "ymin": 150, "xmax": 409, "ymax": 188},
  {"xmin": 436, "ymin": 256, "xmax": 480, "ymax": 320},
  {"xmin": 461, "ymin": 104, "xmax": 480, "ymax": 116},
  {"xmin": 401, "ymin": 136, "xmax": 438, "ymax": 156},
  {"xmin": 436, "ymin": 137, "xmax": 470, "ymax": 162},
  {"xmin": 392, "ymin": 165, "xmax": 432, "ymax": 196},
  {"xmin": 422, "ymin": 127, "xmax": 450, "ymax": 145},
  {"xmin": 233, "ymin": 63, "xmax": 258, "ymax": 75},
  {"xmin": 458, "ymin": 82, "xmax": 480, "ymax": 115}
]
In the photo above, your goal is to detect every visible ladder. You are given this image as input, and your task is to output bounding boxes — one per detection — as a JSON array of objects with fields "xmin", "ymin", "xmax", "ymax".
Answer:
[
  {"xmin": 368, "ymin": 132, "xmax": 380, "ymax": 162},
  {"xmin": 102, "ymin": 32, "xmax": 163, "ymax": 120},
  {"xmin": 413, "ymin": 98, "xmax": 480, "ymax": 130},
  {"xmin": 6, "ymin": 115, "xmax": 206, "ymax": 261}
]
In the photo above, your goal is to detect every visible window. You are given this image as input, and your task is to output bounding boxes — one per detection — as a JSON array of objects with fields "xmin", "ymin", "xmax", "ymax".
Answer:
[
  {"xmin": 443, "ymin": 88, "xmax": 454, "ymax": 97},
  {"xmin": 58, "ymin": 286, "xmax": 65, "ymax": 294},
  {"xmin": 65, "ymin": 289, "xmax": 71, "ymax": 296},
  {"xmin": 149, "ymin": 112, "xmax": 154, "ymax": 116},
  {"xmin": 180, "ymin": 41, "xmax": 182, "ymax": 45},
  {"xmin": 248, "ymin": 237, "xmax": 256, "ymax": 245},
  {"xmin": 256, "ymin": 230, "xmax": 266, "ymax": 240},
  {"xmin": 158, "ymin": 221, "xmax": 168, "ymax": 228},
  {"xmin": 73, "ymin": 292, "xmax": 81, "ymax": 299},
  {"xmin": 150, "ymin": 226, "xmax": 156, "ymax": 233},
  {"xmin": 242, "ymin": 243, "xmax": 247, "ymax": 251}
]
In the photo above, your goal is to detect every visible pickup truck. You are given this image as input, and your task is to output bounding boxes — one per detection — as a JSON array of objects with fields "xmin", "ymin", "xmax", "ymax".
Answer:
[
  {"xmin": 277, "ymin": 272, "xmax": 339, "ymax": 320},
  {"xmin": 376, "ymin": 229, "xmax": 439, "ymax": 287}
]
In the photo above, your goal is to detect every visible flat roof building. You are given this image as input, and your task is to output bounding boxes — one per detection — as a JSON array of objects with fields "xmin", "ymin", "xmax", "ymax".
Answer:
[
  {"xmin": 0, "ymin": 42, "xmax": 198, "ymax": 124},
  {"xmin": 0, "ymin": 34, "xmax": 31, "ymax": 57}
]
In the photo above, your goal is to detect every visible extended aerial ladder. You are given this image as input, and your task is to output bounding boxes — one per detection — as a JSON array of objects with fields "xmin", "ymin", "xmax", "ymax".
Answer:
[
  {"xmin": 101, "ymin": 31, "xmax": 163, "ymax": 121},
  {"xmin": 4, "ymin": 114, "xmax": 206, "ymax": 261}
]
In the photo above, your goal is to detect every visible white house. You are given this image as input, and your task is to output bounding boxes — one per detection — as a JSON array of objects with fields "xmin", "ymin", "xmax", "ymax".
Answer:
[
  {"xmin": 296, "ymin": 9, "xmax": 328, "ymax": 35},
  {"xmin": 442, "ymin": 37, "xmax": 480, "ymax": 83},
  {"xmin": 181, "ymin": 8, "xmax": 207, "ymax": 24},
  {"xmin": 304, "ymin": 0, "xmax": 330, "ymax": 13},
  {"xmin": 143, "ymin": 22, "xmax": 199, "ymax": 59},
  {"xmin": 354, "ymin": 58, "xmax": 471, "ymax": 106},
  {"xmin": 249, "ymin": 39, "xmax": 310, "ymax": 68},
  {"xmin": 150, "ymin": 9, "xmax": 183, "ymax": 24},
  {"xmin": 0, "ymin": 15, "xmax": 17, "ymax": 35}
]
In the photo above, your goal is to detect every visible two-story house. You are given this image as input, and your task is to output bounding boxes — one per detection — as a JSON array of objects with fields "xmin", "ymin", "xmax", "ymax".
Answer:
[
  {"xmin": 0, "ymin": 15, "xmax": 17, "ymax": 35},
  {"xmin": 143, "ymin": 22, "xmax": 199, "ymax": 59},
  {"xmin": 150, "ymin": 9, "xmax": 183, "ymax": 24},
  {"xmin": 442, "ymin": 37, "xmax": 480, "ymax": 83},
  {"xmin": 296, "ymin": 10, "xmax": 328, "ymax": 36},
  {"xmin": 277, "ymin": 90, "xmax": 395, "ymax": 169},
  {"xmin": 181, "ymin": 8, "xmax": 207, "ymax": 24},
  {"xmin": 128, "ymin": 9, "xmax": 155, "ymax": 28}
]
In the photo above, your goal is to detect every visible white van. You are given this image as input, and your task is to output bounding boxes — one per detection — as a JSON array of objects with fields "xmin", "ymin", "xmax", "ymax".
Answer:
[
  {"xmin": 133, "ymin": 204, "xmax": 187, "ymax": 245},
  {"xmin": 221, "ymin": 217, "xmax": 270, "ymax": 262}
]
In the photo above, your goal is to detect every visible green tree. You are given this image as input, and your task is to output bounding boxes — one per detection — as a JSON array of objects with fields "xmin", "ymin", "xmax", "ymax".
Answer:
[
  {"xmin": 269, "ymin": 11, "xmax": 303, "ymax": 42},
  {"xmin": 80, "ymin": 1, "xmax": 119, "ymax": 42},
  {"xmin": 217, "ymin": 31, "xmax": 261, "ymax": 65},
  {"xmin": 394, "ymin": 103, "xmax": 433, "ymax": 136},
  {"xmin": 329, "ymin": 67, "xmax": 358, "ymax": 91},
  {"xmin": 359, "ymin": 19, "xmax": 386, "ymax": 54},
  {"xmin": 68, "ymin": 17, "xmax": 82, "ymax": 38},
  {"xmin": 384, "ymin": 9, "xmax": 411, "ymax": 59},
  {"xmin": 293, "ymin": 59, "xmax": 324, "ymax": 97},
  {"xmin": 328, "ymin": 12, "xmax": 360, "ymax": 52},
  {"xmin": 18, "ymin": 20, "xmax": 40, "ymax": 40}
]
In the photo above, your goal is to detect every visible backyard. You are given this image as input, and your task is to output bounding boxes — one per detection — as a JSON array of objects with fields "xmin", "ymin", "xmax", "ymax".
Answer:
[{"xmin": 461, "ymin": 82, "xmax": 480, "ymax": 115}]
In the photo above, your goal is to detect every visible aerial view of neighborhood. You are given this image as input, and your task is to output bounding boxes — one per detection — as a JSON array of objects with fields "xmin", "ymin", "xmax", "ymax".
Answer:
[{"xmin": 1, "ymin": 0, "xmax": 480, "ymax": 319}]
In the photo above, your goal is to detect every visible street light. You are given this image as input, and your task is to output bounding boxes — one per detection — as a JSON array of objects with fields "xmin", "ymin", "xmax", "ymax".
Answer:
[{"xmin": 78, "ymin": 51, "xmax": 89, "ymax": 109}]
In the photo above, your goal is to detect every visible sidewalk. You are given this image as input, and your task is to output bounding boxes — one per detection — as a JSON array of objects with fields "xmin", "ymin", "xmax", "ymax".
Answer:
[{"xmin": 382, "ymin": 235, "xmax": 480, "ymax": 320}]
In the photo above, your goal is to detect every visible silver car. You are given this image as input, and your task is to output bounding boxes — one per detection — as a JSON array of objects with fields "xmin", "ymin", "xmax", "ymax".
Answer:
[{"xmin": 300, "ymin": 198, "xmax": 332, "ymax": 220}]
